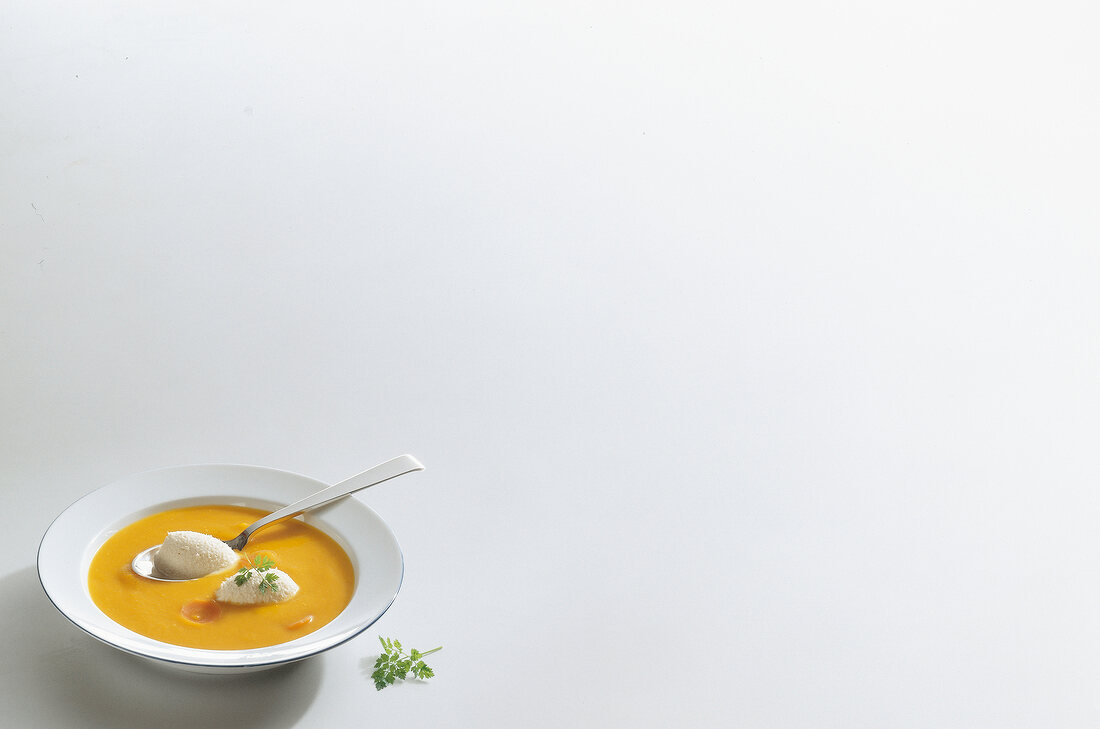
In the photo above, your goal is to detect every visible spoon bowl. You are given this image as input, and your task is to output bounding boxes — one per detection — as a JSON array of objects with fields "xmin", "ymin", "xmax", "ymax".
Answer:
[{"xmin": 131, "ymin": 454, "xmax": 423, "ymax": 581}]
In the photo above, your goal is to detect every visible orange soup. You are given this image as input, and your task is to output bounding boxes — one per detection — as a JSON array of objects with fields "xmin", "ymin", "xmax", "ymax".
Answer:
[{"xmin": 88, "ymin": 504, "xmax": 355, "ymax": 650}]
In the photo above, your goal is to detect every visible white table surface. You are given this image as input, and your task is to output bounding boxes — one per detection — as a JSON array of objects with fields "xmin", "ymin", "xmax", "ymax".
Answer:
[{"xmin": 3, "ymin": 2, "xmax": 1098, "ymax": 726}]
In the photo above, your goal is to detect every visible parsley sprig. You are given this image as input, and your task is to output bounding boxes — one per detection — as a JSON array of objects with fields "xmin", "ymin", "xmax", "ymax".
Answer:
[
  {"xmin": 234, "ymin": 555, "xmax": 280, "ymax": 593},
  {"xmin": 371, "ymin": 637, "xmax": 442, "ymax": 690}
]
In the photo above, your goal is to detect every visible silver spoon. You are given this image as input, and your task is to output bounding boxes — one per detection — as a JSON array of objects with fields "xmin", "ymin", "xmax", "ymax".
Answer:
[{"xmin": 131, "ymin": 454, "xmax": 424, "ymax": 581}]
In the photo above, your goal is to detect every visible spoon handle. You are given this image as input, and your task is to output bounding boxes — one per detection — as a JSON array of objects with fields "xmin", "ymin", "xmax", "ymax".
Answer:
[{"xmin": 229, "ymin": 455, "xmax": 424, "ymax": 549}]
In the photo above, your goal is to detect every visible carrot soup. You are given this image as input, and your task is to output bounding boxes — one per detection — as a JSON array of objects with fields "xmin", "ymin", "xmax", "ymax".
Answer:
[{"xmin": 88, "ymin": 504, "xmax": 355, "ymax": 650}]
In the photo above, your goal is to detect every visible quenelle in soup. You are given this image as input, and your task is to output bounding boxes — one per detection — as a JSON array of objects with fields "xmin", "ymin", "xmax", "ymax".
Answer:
[{"xmin": 88, "ymin": 504, "xmax": 355, "ymax": 650}]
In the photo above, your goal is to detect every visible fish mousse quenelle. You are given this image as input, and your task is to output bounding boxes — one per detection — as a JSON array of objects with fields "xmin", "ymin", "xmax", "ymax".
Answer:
[
  {"xmin": 88, "ymin": 504, "xmax": 354, "ymax": 650},
  {"xmin": 152, "ymin": 531, "xmax": 238, "ymax": 579}
]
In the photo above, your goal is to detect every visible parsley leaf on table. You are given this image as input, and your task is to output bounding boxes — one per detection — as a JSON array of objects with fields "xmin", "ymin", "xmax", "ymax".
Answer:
[{"xmin": 372, "ymin": 637, "xmax": 442, "ymax": 690}]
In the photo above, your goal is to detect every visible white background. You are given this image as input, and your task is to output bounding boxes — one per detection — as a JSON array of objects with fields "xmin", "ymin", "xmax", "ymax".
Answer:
[{"xmin": 2, "ymin": 1, "xmax": 1099, "ymax": 726}]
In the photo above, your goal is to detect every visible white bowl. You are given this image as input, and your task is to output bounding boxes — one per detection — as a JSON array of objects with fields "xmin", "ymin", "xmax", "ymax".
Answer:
[{"xmin": 37, "ymin": 464, "xmax": 403, "ymax": 674}]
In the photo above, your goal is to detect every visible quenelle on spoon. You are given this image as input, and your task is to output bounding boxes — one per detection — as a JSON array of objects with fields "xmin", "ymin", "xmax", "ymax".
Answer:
[{"xmin": 131, "ymin": 454, "xmax": 424, "ymax": 581}]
